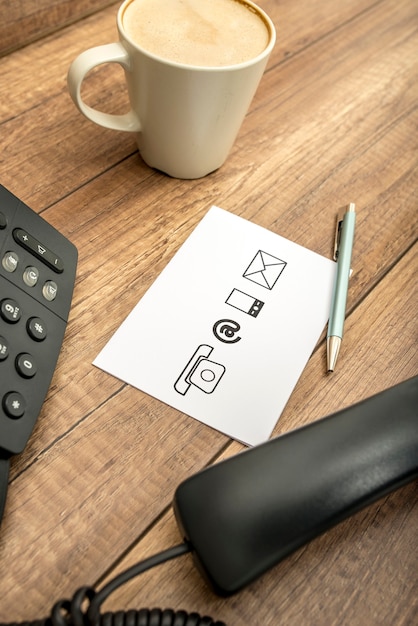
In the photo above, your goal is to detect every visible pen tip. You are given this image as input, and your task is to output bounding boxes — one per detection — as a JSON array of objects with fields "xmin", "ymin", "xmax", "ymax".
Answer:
[{"xmin": 326, "ymin": 336, "xmax": 341, "ymax": 373}]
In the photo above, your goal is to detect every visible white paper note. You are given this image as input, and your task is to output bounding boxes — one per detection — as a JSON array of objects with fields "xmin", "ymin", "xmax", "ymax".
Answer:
[{"xmin": 94, "ymin": 207, "xmax": 336, "ymax": 446}]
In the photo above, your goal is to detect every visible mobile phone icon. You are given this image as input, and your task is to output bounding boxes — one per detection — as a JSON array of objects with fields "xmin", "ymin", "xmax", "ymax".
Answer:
[
  {"xmin": 226, "ymin": 289, "xmax": 264, "ymax": 318},
  {"xmin": 174, "ymin": 344, "xmax": 226, "ymax": 396}
]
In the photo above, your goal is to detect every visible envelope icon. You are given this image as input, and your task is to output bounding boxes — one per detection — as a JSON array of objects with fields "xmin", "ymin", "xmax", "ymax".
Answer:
[{"xmin": 243, "ymin": 250, "xmax": 287, "ymax": 290}]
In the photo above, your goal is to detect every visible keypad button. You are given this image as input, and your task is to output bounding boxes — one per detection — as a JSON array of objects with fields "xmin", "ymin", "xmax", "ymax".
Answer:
[
  {"xmin": 13, "ymin": 228, "xmax": 64, "ymax": 273},
  {"xmin": 2, "ymin": 251, "xmax": 19, "ymax": 273},
  {"xmin": 42, "ymin": 280, "xmax": 58, "ymax": 301},
  {"xmin": 16, "ymin": 353, "xmax": 37, "ymax": 379},
  {"xmin": 2, "ymin": 392, "xmax": 26, "ymax": 419},
  {"xmin": 0, "ymin": 211, "xmax": 7, "ymax": 229},
  {"xmin": 0, "ymin": 336, "xmax": 9, "ymax": 360},
  {"xmin": 27, "ymin": 317, "xmax": 47, "ymax": 341},
  {"xmin": 23, "ymin": 266, "xmax": 40, "ymax": 287},
  {"xmin": 0, "ymin": 298, "xmax": 22, "ymax": 323}
]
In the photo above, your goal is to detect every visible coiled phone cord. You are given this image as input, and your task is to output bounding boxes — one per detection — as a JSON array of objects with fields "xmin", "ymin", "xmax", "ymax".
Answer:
[{"xmin": 1, "ymin": 543, "xmax": 226, "ymax": 626}]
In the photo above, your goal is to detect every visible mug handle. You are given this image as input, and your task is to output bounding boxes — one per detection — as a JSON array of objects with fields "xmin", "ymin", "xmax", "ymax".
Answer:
[{"xmin": 67, "ymin": 42, "xmax": 142, "ymax": 133}]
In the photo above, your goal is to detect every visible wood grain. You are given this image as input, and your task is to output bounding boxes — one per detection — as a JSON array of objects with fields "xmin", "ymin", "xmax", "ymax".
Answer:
[
  {"xmin": 0, "ymin": 0, "xmax": 417, "ymax": 622},
  {"xmin": 81, "ymin": 245, "xmax": 418, "ymax": 626},
  {"xmin": 0, "ymin": 0, "xmax": 117, "ymax": 56}
]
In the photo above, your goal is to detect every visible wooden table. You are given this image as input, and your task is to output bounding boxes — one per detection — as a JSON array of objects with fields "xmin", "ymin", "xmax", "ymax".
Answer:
[{"xmin": 1, "ymin": 0, "xmax": 417, "ymax": 623}]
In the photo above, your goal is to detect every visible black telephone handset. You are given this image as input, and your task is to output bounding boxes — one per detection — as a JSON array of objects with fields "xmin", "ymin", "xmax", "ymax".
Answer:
[{"xmin": 174, "ymin": 376, "xmax": 418, "ymax": 596}]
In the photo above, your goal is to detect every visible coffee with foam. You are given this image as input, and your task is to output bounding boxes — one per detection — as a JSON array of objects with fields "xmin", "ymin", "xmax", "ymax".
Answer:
[{"xmin": 122, "ymin": 0, "xmax": 270, "ymax": 67}]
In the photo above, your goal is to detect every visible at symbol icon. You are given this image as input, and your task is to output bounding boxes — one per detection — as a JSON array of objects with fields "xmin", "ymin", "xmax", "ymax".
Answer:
[{"xmin": 212, "ymin": 319, "xmax": 241, "ymax": 344}]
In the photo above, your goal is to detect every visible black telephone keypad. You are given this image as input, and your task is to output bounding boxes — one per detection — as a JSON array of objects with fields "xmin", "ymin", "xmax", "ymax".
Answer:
[{"xmin": 0, "ymin": 184, "xmax": 77, "ymax": 458}]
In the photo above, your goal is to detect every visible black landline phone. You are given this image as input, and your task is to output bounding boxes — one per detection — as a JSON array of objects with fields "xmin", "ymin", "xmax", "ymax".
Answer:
[{"xmin": 1, "ymin": 186, "xmax": 417, "ymax": 626}]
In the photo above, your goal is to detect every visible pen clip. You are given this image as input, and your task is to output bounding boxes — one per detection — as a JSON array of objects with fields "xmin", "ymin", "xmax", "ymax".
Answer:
[{"xmin": 333, "ymin": 209, "xmax": 346, "ymax": 261}]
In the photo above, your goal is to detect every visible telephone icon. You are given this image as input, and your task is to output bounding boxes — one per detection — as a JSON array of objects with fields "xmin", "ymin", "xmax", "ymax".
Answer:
[{"xmin": 174, "ymin": 344, "xmax": 226, "ymax": 396}]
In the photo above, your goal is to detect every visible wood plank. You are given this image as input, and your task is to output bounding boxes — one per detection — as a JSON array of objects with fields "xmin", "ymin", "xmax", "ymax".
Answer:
[
  {"xmin": 0, "ymin": 0, "xmax": 417, "ymax": 622},
  {"xmin": 0, "ymin": 0, "xmax": 117, "ymax": 56},
  {"xmin": 4, "ymin": 106, "xmax": 416, "ymax": 485},
  {"xmin": 2, "ymin": 241, "xmax": 415, "ymax": 621},
  {"xmin": 0, "ymin": 0, "xmax": 406, "ymax": 207},
  {"xmin": 88, "ymin": 244, "xmax": 418, "ymax": 626},
  {"xmin": 0, "ymin": 0, "xmax": 383, "ymax": 122},
  {"xmin": 3, "ymin": 0, "xmax": 417, "ymax": 474}
]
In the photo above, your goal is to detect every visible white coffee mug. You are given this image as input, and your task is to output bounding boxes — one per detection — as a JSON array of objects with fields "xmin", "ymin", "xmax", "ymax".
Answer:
[{"xmin": 67, "ymin": 0, "xmax": 276, "ymax": 179}]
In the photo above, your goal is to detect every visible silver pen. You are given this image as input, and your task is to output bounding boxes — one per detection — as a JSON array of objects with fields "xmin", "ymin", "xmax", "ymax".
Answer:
[{"xmin": 327, "ymin": 203, "xmax": 356, "ymax": 372}]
